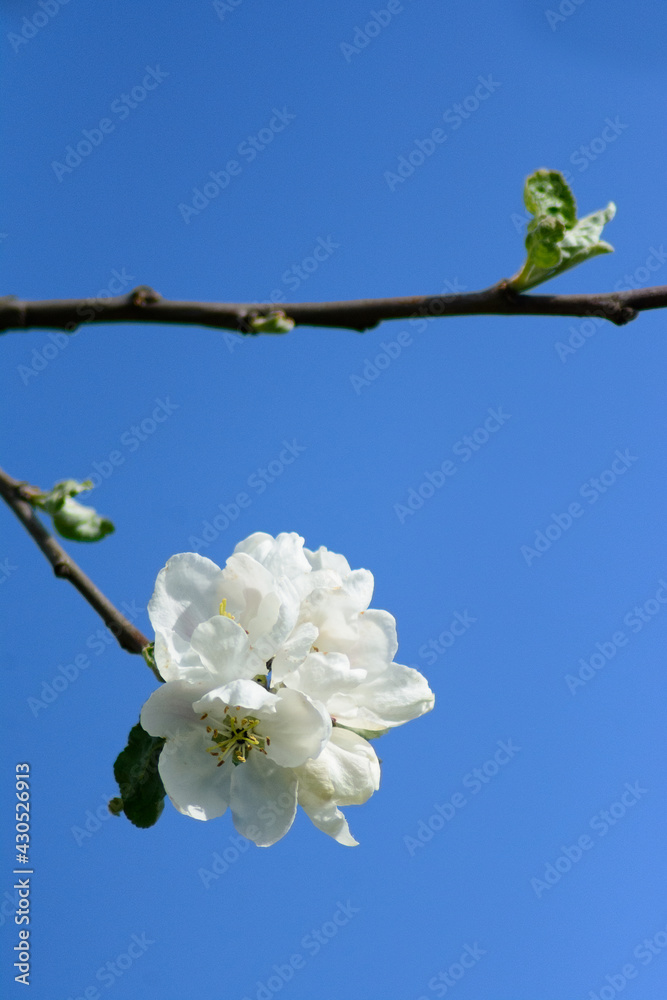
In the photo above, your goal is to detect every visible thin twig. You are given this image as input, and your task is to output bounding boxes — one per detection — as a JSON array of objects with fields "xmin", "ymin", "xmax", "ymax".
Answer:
[
  {"xmin": 1, "ymin": 281, "xmax": 666, "ymax": 336},
  {"xmin": 0, "ymin": 465, "xmax": 154, "ymax": 665}
]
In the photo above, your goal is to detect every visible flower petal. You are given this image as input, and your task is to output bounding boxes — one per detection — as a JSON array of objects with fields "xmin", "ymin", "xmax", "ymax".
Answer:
[
  {"xmin": 140, "ymin": 679, "xmax": 210, "ymax": 740},
  {"xmin": 290, "ymin": 568, "xmax": 340, "ymax": 602},
  {"xmin": 282, "ymin": 651, "xmax": 366, "ymax": 705},
  {"xmin": 261, "ymin": 688, "xmax": 331, "ymax": 767},
  {"xmin": 299, "ymin": 569, "xmax": 374, "ymax": 633},
  {"xmin": 270, "ymin": 622, "xmax": 319, "ymax": 685},
  {"xmin": 296, "ymin": 728, "xmax": 381, "ymax": 845},
  {"xmin": 336, "ymin": 662, "xmax": 435, "ymax": 730},
  {"xmin": 158, "ymin": 731, "xmax": 232, "ymax": 821},
  {"xmin": 313, "ymin": 727, "xmax": 380, "ymax": 805},
  {"xmin": 233, "ymin": 531, "xmax": 311, "ymax": 579},
  {"xmin": 304, "ymin": 545, "xmax": 351, "ymax": 577},
  {"xmin": 153, "ymin": 630, "xmax": 209, "ymax": 684},
  {"xmin": 298, "ymin": 588, "xmax": 396, "ymax": 674},
  {"xmin": 298, "ymin": 800, "xmax": 358, "ymax": 847},
  {"xmin": 194, "ymin": 678, "xmax": 278, "ymax": 718},
  {"xmin": 345, "ymin": 609, "xmax": 399, "ymax": 673},
  {"xmin": 230, "ymin": 754, "xmax": 297, "ymax": 846},
  {"xmin": 221, "ymin": 552, "xmax": 299, "ymax": 659},
  {"xmin": 148, "ymin": 553, "xmax": 225, "ymax": 665},
  {"xmin": 189, "ymin": 614, "xmax": 257, "ymax": 684},
  {"xmin": 141, "ymin": 682, "xmax": 234, "ymax": 820}
]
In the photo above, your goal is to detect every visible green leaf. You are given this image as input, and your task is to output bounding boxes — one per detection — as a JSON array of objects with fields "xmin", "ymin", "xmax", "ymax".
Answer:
[
  {"xmin": 33, "ymin": 478, "xmax": 93, "ymax": 515},
  {"xmin": 113, "ymin": 722, "xmax": 166, "ymax": 829},
  {"xmin": 523, "ymin": 168, "xmax": 577, "ymax": 229},
  {"xmin": 51, "ymin": 496, "xmax": 115, "ymax": 542},
  {"xmin": 30, "ymin": 478, "xmax": 115, "ymax": 543},
  {"xmin": 510, "ymin": 169, "xmax": 615, "ymax": 291},
  {"xmin": 248, "ymin": 311, "xmax": 295, "ymax": 334}
]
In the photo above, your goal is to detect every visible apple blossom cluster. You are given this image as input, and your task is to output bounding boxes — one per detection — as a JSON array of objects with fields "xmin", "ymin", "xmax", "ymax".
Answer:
[{"xmin": 140, "ymin": 532, "xmax": 434, "ymax": 847}]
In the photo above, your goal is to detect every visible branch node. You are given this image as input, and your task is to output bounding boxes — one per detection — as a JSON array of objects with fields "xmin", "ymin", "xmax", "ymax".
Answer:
[
  {"xmin": 592, "ymin": 296, "xmax": 638, "ymax": 327},
  {"xmin": 130, "ymin": 286, "xmax": 162, "ymax": 307},
  {"xmin": 613, "ymin": 305, "xmax": 638, "ymax": 326},
  {"xmin": 0, "ymin": 295, "xmax": 25, "ymax": 332},
  {"xmin": 15, "ymin": 481, "xmax": 41, "ymax": 503},
  {"xmin": 238, "ymin": 310, "xmax": 259, "ymax": 335},
  {"xmin": 53, "ymin": 559, "xmax": 72, "ymax": 579},
  {"xmin": 495, "ymin": 279, "xmax": 521, "ymax": 306}
]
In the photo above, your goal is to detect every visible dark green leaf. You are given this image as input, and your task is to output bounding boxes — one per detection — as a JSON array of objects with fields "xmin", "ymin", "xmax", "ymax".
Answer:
[
  {"xmin": 113, "ymin": 721, "xmax": 166, "ymax": 829},
  {"xmin": 52, "ymin": 497, "xmax": 115, "ymax": 542}
]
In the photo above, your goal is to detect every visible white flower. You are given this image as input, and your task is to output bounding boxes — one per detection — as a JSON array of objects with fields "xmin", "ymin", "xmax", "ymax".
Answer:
[
  {"xmin": 148, "ymin": 548, "xmax": 306, "ymax": 684},
  {"xmin": 141, "ymin": 616, "xmax": 331, "ymax": 846},
  {"xmin": 143, "ymin": 533, "xmax": 435, "ymax": 846}
]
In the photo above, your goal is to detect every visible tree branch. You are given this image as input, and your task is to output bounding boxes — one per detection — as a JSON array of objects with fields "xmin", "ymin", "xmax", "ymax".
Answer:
[
  {"xmin": 0, "ymin": 465, "xmax": 153, "ymax": 664},
  {"xmin": 2, "ymin": 281, "xmax": 667, "ymax": 336}
]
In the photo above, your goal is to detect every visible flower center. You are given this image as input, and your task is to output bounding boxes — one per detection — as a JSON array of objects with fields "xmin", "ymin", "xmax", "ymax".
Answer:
[{"xmin": 203, "ymin": 707, "xmax": 269, "ymax": 767}]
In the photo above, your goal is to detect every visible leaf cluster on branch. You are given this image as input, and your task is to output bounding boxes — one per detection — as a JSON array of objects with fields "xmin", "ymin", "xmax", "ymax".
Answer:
[{"xmin": 2, "ymin": 171, "xmax": 666, "ymax": 338}]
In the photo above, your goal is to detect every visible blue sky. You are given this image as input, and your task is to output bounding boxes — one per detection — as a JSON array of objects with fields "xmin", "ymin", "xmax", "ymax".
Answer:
[{"xmin": 2, "ymin": 1, "xmax": 667, "ymax": 997}]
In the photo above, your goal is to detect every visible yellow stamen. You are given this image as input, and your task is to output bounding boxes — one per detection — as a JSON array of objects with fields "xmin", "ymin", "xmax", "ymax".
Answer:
[{"xmin": 205, "ymin": 712, "xmax": 268, "ymax": 767}]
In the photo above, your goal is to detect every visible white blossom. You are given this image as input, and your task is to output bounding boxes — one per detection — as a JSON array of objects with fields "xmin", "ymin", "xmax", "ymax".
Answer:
[
  {"xmin": 142, "ymin": 532, "xmax": 434, "ymax": 846},
  {"xmin": 141, "ymin": 616, "xmax": 331, "ymax": 846}
]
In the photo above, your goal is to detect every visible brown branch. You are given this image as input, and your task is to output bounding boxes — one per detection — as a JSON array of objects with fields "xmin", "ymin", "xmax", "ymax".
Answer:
[
  {"xmin": 0, "ymin": 465, "xmax": 153, "ymax": 664},
  {"xmin": 2, "ymin": 281, "xmax": 667, "ymax": 336}
]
